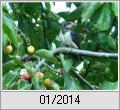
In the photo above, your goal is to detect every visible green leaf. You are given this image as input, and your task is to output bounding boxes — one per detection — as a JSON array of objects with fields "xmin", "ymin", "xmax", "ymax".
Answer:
[
  {"xmin": 64, "ymin": 76, "xmax": 81, "ymax": 90},
  {"xmin": 9, "ymin": 82, "xmax": 18, "ymax": 90},
  {"xmin": 47, "ymin": 20, "xmax": 61, "ymax": 43},
  {"xmin": 35, "ymin": 49, "xmax": 58, "ymax": 63},
  {"xmin": 3, "ymin": 70, "xmax": 19, "ymax": 90},
  {"xmin": 63, "ymin": 59, "xmax": 73, "ymax": 72},
  {"xmin": 58, "ymin": 12, "xmax": 71, "ymax": 21},
  {"xmin": 45, "ymin": 2, "xmax": 51, "ymax": 10},
  {"xmin": 16, "ymin": 36, "xmax": 26, "ymax": 56},
  {"xmin": 2, "ymin": 13, "xmax": 17, "ymax": 47},
  {"xmin": 95, "ymin": 4, "xmax": 112, "ymax": 31},
  {"xmin": 70, "ymin": 7, "xmax": 83, "ymax": 21},
  {"xmin": 66, "ymin": 2, "xmax": 72, "ymax": 8},
  {"xmin": 14, "ymin": 55, "xmax": 24, "ymax": 67},
  {"xmin": 17, "ymin": 79, "xmax": 32, "ymax": 90},
  {"xmin": 51, "ymin": 82, "xmax": 60, "ymax": 90},
  {"xmin": 99, "ymin": 81, "xmax": 118, "ymax": 90},
  {"xmin": 3, "ymin": 60, "xmax": 17, "ymax": 74},
  {"xmin": 24, "ymin": 63, "xmax": 34, "ymax": 75},
  {"xmin": 2, "ymin": 31, "xmax": 7, "ymax": 48},
  {"xmin": 32, "ymin": 74, "xmax": 40, "ymax": 90},
  {"xmin": 47, "ymin": 70, "xmax": 58, "ymax": 80},
  {"xmin": 81, "ymin": 3, "xmax": 100, "ymax": 22},
  {"xmin": 112, "ymin": 3, "xmax": 118, "ymax": 16},
  {"xmin": 110, "ymin": 61, "xmax": 118, "ymax": 81},
  {"xmin": 106, "ymin": 36, "xmax": 116, "ymax": 49}
]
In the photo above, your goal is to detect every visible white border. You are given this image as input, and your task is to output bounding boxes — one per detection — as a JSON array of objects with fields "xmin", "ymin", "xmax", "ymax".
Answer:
[{"xmin": 1, "ymin": 1, "xmax": 119, "ymax": 92}]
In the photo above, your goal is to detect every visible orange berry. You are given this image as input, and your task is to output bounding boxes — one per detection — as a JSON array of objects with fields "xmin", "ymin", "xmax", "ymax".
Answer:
[
  {"xmin": 37, "ymin": 71, "xmax": 44, "ymax": 79},
  {"xmin": 6, "ymin": 45, "xmax": 13, "ymax": 54}
]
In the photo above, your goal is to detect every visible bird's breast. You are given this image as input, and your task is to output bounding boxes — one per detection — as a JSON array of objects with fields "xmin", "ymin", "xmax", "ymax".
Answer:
[
  {"xmin": 60, "ymin": 31, "xmax": 72, "ymax": 44},
  {"xmin": 59, "ymin": 30, "xmax": 78, "ymax": 49}
]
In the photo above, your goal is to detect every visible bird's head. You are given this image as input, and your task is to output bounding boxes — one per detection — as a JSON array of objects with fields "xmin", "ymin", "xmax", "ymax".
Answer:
[{"xmin": 63, "ymin": 21, "xmax": 74, "ymax": 29}]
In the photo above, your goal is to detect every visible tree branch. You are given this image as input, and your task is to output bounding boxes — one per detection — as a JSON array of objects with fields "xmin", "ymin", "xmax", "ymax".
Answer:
[
  {"xmin": 21, "ymin": 54, "xmax": 38, "ymax": 62},
  {"xmin": 44, "ymin": 63, "xmax": 61, "ymax": 74},
  {"xmin": 53, "ymin": 47, "xmax": 118, "ymax": 59},
  {"xmin": 71, "ymin": 71, "xmax": 96, "ymax": 90},
  {"xmin": 35, "ymin": 59, "xmax": 45, "ymax": 72}
]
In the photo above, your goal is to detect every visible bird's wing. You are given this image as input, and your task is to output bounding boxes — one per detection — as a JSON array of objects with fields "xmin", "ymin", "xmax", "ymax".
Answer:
[{"xmin": 70, "ymin": 30, "xmax": 80, "ymax": 49}]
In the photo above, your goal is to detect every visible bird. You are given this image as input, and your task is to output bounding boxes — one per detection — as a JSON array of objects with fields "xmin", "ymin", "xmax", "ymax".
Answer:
[
  {"xmin": 58, "ymin": 21, "xmax": 80, "ymax": 49},
  {"xmin": 58, "ymin": 21, "xmax": 83, "ymax": 60}
]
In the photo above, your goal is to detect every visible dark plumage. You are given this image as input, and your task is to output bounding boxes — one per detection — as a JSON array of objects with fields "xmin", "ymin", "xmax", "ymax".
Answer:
[
  {"xmin": 59, "ymin": 21, "xmax": 80, "ymax": 49},
  {"xmin": 59, "ymin": 21, "xmax": 83, "ymax": 61},
  {"xmin": 70, "ymin": 30, "xmax": 80, "ymax": 49}
]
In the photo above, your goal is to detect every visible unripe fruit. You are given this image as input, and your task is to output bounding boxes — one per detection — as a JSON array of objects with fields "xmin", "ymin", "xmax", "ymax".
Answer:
[
  {"xmin": 44, "ymin": 78, "xmax": 52, "ymax": 88},
  {"xmin": 23, "ymin": 72, "xmax": 29, "ymax": 80},
  {"xmin": 105, "ymin": 67, "xmax": 111, "ymax": 74},
  {"xmin": 37, "ymin": 71, "xmax": 44, "ymax": 79},
  {"xmin": 27, "ymin": 45, "xmax": 35, "ymax": 54},
  {"xmin": 6, "ymin": 45, "xmax": 13, "ymax": 54},
  {"xmin": 15, "ymin": 55, "xmax": 20, "ymax": 59},
  {"xmin": 80, "ymin": 41, "xmax": 85, "ymax": 46}
]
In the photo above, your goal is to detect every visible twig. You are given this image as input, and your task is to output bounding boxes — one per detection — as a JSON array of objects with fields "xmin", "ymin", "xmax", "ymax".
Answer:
[
  {"xmin": 3, "ymin": 11, "xmax": 31, "ymax": 46},
  {"xmin": 15, "ymin": 25, "xmax": 31, "ymax": 46},
  {"xmin": 44, "ymin": 63, "xmax": 61, "ymax": 74},
  {"xmin": 21, "ymin": 54, "xmax": 38, "ymax": 62},
  {"xmin": 71, "ymin": 71, "xmax": 96, "ymax": 90},
  {"xmin": 35, "ymin": 59, "xmax": 45, "ymax": 72},
  {"xmin": 53, "ymin": 47, "xmax": 118, "ymax": 59}
]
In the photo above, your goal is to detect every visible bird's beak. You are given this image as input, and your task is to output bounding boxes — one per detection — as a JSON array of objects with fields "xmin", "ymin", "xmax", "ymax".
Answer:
[
  {"xmin": 67, "ymin": 22, "xmax": 75, "ymax": 28},
  {"xmin": 69, "ymin": 22, "xmax": 74, "ymax": 27}
]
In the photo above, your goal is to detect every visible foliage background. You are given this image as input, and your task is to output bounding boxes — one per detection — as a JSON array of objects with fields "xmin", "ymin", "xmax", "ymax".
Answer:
[{"xmin": 2, "ymin": 2, "xmax": 118, "ymax": 90}]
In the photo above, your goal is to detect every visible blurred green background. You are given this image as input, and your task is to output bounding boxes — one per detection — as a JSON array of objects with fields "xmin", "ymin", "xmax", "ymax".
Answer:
[{"xmin": 2, "ymin": 2, "xmax": 118, "ymax": 90}]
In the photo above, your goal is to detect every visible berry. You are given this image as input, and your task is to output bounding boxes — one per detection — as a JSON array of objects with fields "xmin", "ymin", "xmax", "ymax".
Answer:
[
  {"xmin": 37, "ymin": 71, "xmax": 44, "ymax": 79},
  {"xmin": 23, "ymin": 72, "xmax": 29, "ymax": 80},
  {"xmin": 6, "ymin": 45, "xmax": 13, "ymax": 54},
  {"xmin": 20, "ymin": 69, "xmax": 27, "ymax": 75},
  {"xmin": 80, "ymin": 41, "xmax": 85, "ymax": 46},
  {"xmin": 105, "ymin": 67, "xmax": 111, "ymax": 74},
  {"xmin": 44, "ymin": 78, "xmax": 52, "ymax": 88},
  {"xmin": 27, "ymin": 45, "xmax": 35, "ymax": 54},
  {"xmin": 15, "ymin": 55, "xmax": 20, "ymax": 59}
]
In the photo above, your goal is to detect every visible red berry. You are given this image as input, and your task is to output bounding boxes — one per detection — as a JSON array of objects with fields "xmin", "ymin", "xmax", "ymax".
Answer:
[{"xmin": 23, "ymin": 72, "xmax": 29, "ymax": 80}]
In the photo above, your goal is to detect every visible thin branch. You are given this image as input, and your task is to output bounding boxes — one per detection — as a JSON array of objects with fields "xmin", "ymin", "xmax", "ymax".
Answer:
[
  {"xmin": 71, "ymin": 71, "xmax": 96, "ymax": 90},
  {"xmin": 15, "ymin": 25, "xmax": 31, "ymax": 46},
  {"xmin": 44, "ymin": 63, "xmax": 61, "ymax": 74},
  {"xmin": 53, "ymin": 47, "xmax": 118, "ymax": 59},
  {"xmin": 35, "ymin": 59, "xmax": 45, "ymax": 72},
  {"xmin": 3, "ymin": 11, "xmax": 31, "ymax": 46},
  {"xmin": 76, "ymin": 74, "xmax": 96, "ymax": 90},
  {"xmin": 21, "ymin": 54, "xmax": 38, "ymax": 62}
]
